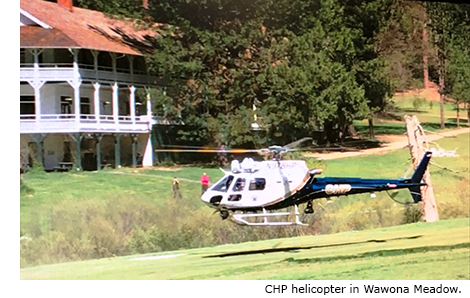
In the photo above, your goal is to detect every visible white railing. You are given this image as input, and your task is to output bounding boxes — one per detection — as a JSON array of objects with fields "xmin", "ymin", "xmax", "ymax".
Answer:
[
  {"xmin": 20, "ymin": 67, "xmax": 75, "ymax": 81},
  {"xmin": 20, "ymin": 64, "xmax": 154, "ymax": 85},
  {"xmin": 20, "ymin": 114, "xmax": 152, "ymax": 134}
]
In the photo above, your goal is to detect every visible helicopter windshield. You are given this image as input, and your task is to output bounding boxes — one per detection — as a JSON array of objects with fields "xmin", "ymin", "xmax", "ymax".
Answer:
[{"xmin": 211, "ymin": 175, "xmax": 234, "ymax": 192}]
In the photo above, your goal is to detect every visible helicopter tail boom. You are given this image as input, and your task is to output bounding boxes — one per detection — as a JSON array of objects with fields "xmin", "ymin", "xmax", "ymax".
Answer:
[{"xmin": 408, "ymin": 151, "xmax": 432, "ymax": 203}]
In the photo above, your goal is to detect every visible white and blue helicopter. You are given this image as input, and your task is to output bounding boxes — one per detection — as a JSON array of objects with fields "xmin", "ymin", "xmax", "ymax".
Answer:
[{"xmin": 157, "ymin": 140, "xmax": 431, "ymax": 226}]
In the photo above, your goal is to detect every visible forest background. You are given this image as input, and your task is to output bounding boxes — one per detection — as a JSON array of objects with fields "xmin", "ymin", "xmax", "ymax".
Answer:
[{"xmin": 65, "ymin": 0, "xmax": 470, "ymax": 149}]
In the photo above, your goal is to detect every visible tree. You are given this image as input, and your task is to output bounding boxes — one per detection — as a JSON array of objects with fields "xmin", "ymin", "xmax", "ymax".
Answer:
[
  {"xmin": 75, "ymin": 0, "xmax": 395, "ymax": 146},
  {"xmin": 427, "ymin": 3, "xmax": 470, "ymax": 128},
  {"xmin": 375, "ymin": 0, "xmax": 433, "ymax": 92}
]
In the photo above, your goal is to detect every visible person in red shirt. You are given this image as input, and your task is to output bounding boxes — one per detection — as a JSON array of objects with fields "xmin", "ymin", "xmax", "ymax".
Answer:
[{"xmin": 200, "ymin": 172, "xmax": 210, "ymax": 195}]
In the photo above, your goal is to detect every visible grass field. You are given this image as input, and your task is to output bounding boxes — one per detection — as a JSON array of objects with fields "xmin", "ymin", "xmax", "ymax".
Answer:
[
  {"xmin": 20, "ymin": 132, "xmax": 470, "ymax": 279},
  {"xmin": 19, "ymin": 95, "xmax": 469, "ymax": 279},
  {"xmin": 354, "ymin": 94, "xmax": 469, "ymax": 136},
  {"xmin": 20, "ymin": 217, "xmax": 469, "ymax": 280}
]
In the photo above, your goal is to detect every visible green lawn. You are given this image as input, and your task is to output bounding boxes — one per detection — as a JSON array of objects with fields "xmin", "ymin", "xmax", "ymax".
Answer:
[
  {"xmin": 20, "ymin": 132, "xmax": 469, "ymax": 270},
  {"xmin": 354, "ymin": 95, "xmax": 468, "ymax": 137},
  {"xmin": 20, "ymin": 218, "xmax": 470, "ymax": 280}
]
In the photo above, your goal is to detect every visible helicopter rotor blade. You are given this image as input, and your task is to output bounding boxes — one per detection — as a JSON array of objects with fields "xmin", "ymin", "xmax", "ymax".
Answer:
[
  {"xmin": 154, "ymin": 148, "xmax": 261, "ymax": 153},
  {"xmin": 153, "ymin": 136, "xmax": 358, "ymax": 155},
  {"xmin": 284, "ymin": 137, "xmax": 314, "ymax": 150}
]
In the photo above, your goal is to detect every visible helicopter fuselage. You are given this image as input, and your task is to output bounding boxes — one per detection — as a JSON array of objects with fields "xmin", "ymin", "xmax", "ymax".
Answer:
[{"xmin": 201, "ymin": 153, "xmax": 431, "ymax": 215}]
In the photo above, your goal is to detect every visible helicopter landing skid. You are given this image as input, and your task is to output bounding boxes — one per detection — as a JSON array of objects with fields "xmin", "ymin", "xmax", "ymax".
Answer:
[{"xmin": 231, "ymin": 205, "xmax": 308, "ymax": 226}]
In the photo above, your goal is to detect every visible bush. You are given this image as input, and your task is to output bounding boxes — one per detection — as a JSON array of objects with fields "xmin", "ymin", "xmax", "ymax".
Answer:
[
  {"xmin": 439, "ymin": 179, "xmax": 470, "ymax": 219},
  {"xmin": 402, "ymin": 204, "xmax": 423, "ymax": 224},
  {"xmin": 412, "ymin": 97, "xmax": 427, "ymax": 110}
]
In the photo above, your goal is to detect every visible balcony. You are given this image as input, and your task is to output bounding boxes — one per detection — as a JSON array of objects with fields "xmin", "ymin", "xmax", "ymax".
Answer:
[
  {"xmin": 20, "ymin": 63, "xmax": 158, "ymax": 86},
  {"xmin": 20, "ymin": 114, "xmax": 152, "ymax": 134}
]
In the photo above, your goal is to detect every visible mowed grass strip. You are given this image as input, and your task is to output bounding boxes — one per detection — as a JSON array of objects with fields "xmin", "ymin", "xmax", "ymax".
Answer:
[{"xmin": 20, "ymin": 218, "xmax": 470, "ymax": 280}]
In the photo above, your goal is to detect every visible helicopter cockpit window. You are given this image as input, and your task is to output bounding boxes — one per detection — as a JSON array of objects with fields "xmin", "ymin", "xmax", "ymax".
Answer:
[
  {"xmin": 211, "ymin": 175, "xmax": 234, "ymax": 192},
  {"xmin": 249, "ymin": 178, "xmax": 266, "ymax": 191},
  {"xmin": 233, "ymin": 178, "xmax": 246, "ymax": 192}
]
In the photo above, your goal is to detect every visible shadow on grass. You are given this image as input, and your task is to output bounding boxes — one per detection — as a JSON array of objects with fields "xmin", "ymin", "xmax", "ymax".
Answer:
[
  {"xmin": 204, "ymin": 235, "xmax": 422, "ymax": 258},
  {"xmin": 355, "ymin": 125, "xmax": 406, "ymax": 136},
  {"xmin": 447, "ymin": 118, "xmax": 469, "ymax": 125},
  {"xmin": 420, "ymin": 122, "xmax": 465, "ymax": 131},
  {"xmin": 285, "ymin": 242, "xmax": 470, "ymax": 265},
  {"xmin": 339, "ymin": 138, "xmax": 383, "ymax": 150}
]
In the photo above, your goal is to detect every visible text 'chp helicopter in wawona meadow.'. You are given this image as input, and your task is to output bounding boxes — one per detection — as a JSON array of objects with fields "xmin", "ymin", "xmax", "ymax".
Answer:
[{"xmin": 156, "ymin": 138, "xmax": 432, "ymax": 226}]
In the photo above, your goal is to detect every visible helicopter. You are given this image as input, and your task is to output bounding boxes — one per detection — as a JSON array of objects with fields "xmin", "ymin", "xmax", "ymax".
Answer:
[{"xmin": 156, "ymin": 140, "xmax": 432, "ymax": 226}]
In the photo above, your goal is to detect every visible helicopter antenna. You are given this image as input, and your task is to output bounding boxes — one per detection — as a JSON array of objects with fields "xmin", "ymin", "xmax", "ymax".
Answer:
[{"xmin": 386, "ymin": 190, "xmax": 413, "ymax": 205}]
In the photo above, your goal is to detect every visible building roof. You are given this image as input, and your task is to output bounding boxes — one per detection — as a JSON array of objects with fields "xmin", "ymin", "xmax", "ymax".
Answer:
[
  {"xmin": 20, "ymin": 0, "xmax": 159, "ymax": 55},
  {"xmin": 20, "ymin": 26, "xmax": 79, "ymax": 48}
]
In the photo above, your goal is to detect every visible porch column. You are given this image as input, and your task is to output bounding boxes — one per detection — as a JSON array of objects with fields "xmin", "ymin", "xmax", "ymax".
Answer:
[
  {"xmin": 111, "ymin": 52, "xmax": 117, "ymax": 79},
  {"xmin": 30, "ymin": 49, "xmax": 45, "ymax": 118},
  {"xmin": 31, "ymin": 133, "xmax": 46, "ymax": 166},
  {"xmin": 91, "ymin": 50, "xmax": 99, "ymax": 76},
  {"xmin": 69, "ymin": 133, "xmax": 83, "ymax": 171},
  {"xmin": 70, "ymin": 49, "xmax": 81, "ymax": 122},
  {"xmin": 114, "ymin": 134, "xmax": 122, "ymax": 168},
  {"xmin": 93, "ymin": 82, "xmax": 101, "ymax": 123},
  {"xmin": 112, "ymin": 82, "xmax": 119, "ymax": 125},
  {"xmin": 146, "ymin": 87, "xmax": 153, "ymax": 130},
  {"xmin": 128, "ymin": 55, "xmax": 134, "ymax": 83},
  {"xmin": 142, "ymin": 133, "xmax": 153, "ymax": 167},
  {"xmin": 129, "ymin": 86, "xmax": 136, "ymax": 125},
  {"xmin": 146, "ymin": 88, "xmax": 152, "ymax": 118},
  {"xmin": 72, "ymin": 80, "xmax": 81, "ymax": 122},
  {"xmin": 95, "ymin": 133, "xmax": 103, "ymax": 170},
  {"xmin": 28, "ymin": 80, "xmax": 45, "ymax": 119},
  {"xmin": 131, "ymin": 133, "xmax": 138, "ymax": 168}
]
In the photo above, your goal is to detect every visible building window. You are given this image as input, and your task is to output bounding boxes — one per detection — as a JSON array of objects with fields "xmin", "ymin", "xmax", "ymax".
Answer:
[
  {"xmin": 61, "ymin": 96, "xmax": 73, "ymax": 114},
  {"xmin": 20, "ymin": 49, "xmax": 26, "ymax": 64},
  {"xmin": 20, "ymin": 95, "xmax": 35, "ymax": 116},
  {"xmin": 81, "ymin": 97, "xmax": 91, "ymax": 115}
]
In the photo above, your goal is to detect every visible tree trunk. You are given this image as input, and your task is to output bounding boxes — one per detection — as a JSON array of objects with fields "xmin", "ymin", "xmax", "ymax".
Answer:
[
  {"xmin": 423, "ymin": 25, "xmax": 429, "ymax": 89},
  {"xmin": 368, "ymin": 116, "xmax": 375, "ymax": 139},
  {"xmin": 404, "ymin": 115, "xmax": 439, "ymax": 222},
  {"xmin": 456, "ymin": 104, "xmax": 460, "ymax": 127},
  {"xmin": 438, "ymin": 65, "xmax": 445, "ymax": 129},
  {"xmin": 467, "ymin": 103, "xmax": 470, "ymax": 124}
]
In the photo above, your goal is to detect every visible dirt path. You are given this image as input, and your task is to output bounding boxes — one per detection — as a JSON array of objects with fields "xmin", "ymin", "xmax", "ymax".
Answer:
[{"xmin": 306, "ymin": 127, "xmax": 469, "ymax": 160}]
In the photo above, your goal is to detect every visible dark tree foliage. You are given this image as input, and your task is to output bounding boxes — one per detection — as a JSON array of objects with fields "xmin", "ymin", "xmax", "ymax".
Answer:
[
  {"xmin": 375, "ymin": 0, "xmax": 432, "ymax": 91},
  {"xmin": 75, "ymin": 0, "xmax": 395, "ymax": 146},
  {"xmin": 426, "ymin": 3, "xmax": 470, "ymax": 124}
]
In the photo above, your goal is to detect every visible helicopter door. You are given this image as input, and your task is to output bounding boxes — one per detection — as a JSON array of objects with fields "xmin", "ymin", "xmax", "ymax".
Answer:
[
  {"xmin": 228, "ymin": 178, "xmax": 246, "ymax": 201},
  {"xmin": 232, "ymin": 178, "xmax": 246, "ymax": 192}
]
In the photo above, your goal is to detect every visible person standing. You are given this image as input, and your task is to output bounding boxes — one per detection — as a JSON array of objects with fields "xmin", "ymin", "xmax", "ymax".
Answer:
[
  {"xmin": 172, "ymin": 177, "xmax": 182, "ymax": 199},
  {"xmin": 200, "ymin": 172, "xmax": 209, "ymax": 195}
]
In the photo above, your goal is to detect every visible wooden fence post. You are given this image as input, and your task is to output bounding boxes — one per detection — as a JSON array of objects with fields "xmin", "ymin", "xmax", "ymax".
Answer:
[{"xmin": 404, "ymin": 115, "xmax": 439, "ymax": 222}]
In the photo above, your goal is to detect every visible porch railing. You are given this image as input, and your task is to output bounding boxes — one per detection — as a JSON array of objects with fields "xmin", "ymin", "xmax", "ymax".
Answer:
[
  {"xmin": 20, "ymin": 114, "xmax": 152, "ymax": 133},
  {"xmin": 20, "ymin": 64, "xmax": 155, "ymax": 85}
]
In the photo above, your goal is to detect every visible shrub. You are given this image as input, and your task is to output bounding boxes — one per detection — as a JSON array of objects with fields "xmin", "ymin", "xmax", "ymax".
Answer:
[
  {"xmin": 402, "ymin": 204, "xmax": 423, "ymax": 224},
  {"xmin": 439, "ymin": 179, "xmax": 470, "ymax": 219},
  {"xmin": 412, "ymin": 97, "xmax": 427, "ymax": 110}
]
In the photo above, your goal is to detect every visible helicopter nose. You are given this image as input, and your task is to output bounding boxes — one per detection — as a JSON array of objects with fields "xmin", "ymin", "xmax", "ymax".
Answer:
[
  {"xmin": 201, "ymin": 192, "xmax": 210, "ymax": 204},
  {"xmin": 201, "ymin": 192, "xmax": 222, "ymax": 208}
]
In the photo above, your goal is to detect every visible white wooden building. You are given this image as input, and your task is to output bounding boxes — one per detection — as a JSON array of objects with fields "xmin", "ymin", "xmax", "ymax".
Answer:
[{"xmin": 20, "ymin": 0, "xmax": 161, "ymax": 171}]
